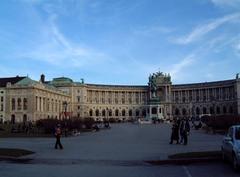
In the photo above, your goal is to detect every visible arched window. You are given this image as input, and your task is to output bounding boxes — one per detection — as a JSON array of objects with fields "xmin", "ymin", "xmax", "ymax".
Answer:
[
  {"xmin": 115, "ymin": 109, "xmax": 119, "ymax": 116},
  {"xmin": 223, "ymin": 106, "xmax": 227, "ymax": 114},
  {"xmin": 203, "ymin": 107, "xmax": 207, "ymax": 114},
  {"xmin": 142, "ymin": 109, "xmax": 146, "ymax": 117},
  {"xmin": 128, "ymin": 109, "xmax": 132, "ymax": 117},
  {"xmin": 109, "ymin": 109, "xmax": 112, "ymax": 117},
  {"xmin": 152, "ymin": 107, "xmax": 157, "ymax": 114},
  {"xmin": 102, "ymin": 109, "xmax": 106, "ymax": 117},
  {"xmin": 196, "ymin": 107, "xmax": 200, "ymax": 115},
  {"xmin": 12, "ymin": 98, "xmax": 15, "ymax": 110},
  {"xmin": 182, "ymin": 108, "xmax": 187, "ymax": 115},
  {"xmin": 229, "ymin": 106, "xmax": 233, "ymax": 114},
  {"xmin": 175, "ymin": 108, "xmax": 180, "ymax": 115},
  {"xmin": 89, "ymin": 109, "xmax": 93, "ymax": 116},
  {"xmin": 95, "ymin": 109, "xmax": 99, "ymax": 117},
  {"xmin": 23, "ymin": 98, "xmax": 27, "ymax": 110},
  {"xmin": 216, "ymin": 106, "xmax": 220, "ymax": 114},
  {"xmin": 122, "ymin": 109, "xmax": 125, "ymax": 117},
  {"xmin": 23, "ymin": 114, "xmax": 27, "ymax": 123},
  {"xmin": 136, "ymin": 110, "xmax": 140, "ymax": 117},
  {"xmin": 11, "ymin": 114, "xmax": 15, "ymax": 124},
  {"xmin": 159, "ymin": 108, "xmax": 162, "ymax": 113},
  {"xmin": 210, "ymin": 107, "xmax": 214, "ymax": 114},
  {"xmin": 17, "ymin": 98, "xmax": 21, "ymax": 110}
]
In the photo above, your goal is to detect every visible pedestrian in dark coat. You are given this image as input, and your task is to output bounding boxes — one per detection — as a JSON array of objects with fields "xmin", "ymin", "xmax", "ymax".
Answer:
[
  {"xmin": 180, "ymin": 119, "xmax": 190, "ymax": 145},
  {"xmin": 169, "ymin": 119, "xmax": 180, "ymax": 144},
  {"xmin": 55, "ymin": 124, "xmax": 63, "ymax": 149}
]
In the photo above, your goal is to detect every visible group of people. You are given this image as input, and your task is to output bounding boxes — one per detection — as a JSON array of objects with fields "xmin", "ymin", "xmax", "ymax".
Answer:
[{"xmin": 169, "ymin": 118, "xmax": 190, "ymax": 145}]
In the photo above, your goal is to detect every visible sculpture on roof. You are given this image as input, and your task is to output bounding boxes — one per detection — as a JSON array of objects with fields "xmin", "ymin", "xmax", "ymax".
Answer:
[{"xmin": 149, "ymin": 74, "xmax": 157, "ymax": 98}]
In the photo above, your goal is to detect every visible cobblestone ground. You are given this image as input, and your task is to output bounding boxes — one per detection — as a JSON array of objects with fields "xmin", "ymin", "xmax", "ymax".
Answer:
[{"xmin": 0, "ymin": 123, "xmax": 230, "ymax": 177}]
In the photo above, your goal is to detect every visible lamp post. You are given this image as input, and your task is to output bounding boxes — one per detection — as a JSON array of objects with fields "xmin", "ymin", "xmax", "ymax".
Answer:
[{"xmin": 189, "ymin": 102, "xmax": 193, "ymax": 120}]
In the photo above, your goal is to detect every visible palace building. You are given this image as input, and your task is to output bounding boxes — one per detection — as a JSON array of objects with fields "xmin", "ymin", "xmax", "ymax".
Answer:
[{"xmin": 0, "ymin": 72, "xmax": 239, "ymax": 123}]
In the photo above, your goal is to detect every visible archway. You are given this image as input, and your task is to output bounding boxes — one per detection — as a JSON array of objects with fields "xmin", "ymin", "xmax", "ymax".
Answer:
[
  {"xmin": 122, "ymin": 109, "xmax": 125, "ymax": 117},
  {"xmin": 95, "ymin": 109, "xmax": 99, "ymax": 117},
  {"xmin": 128, "ymin": 110, "xmax": 132, "ymax": 117},
  {"xmin": 115, "ymin": 109, "xmax": 119, "ymax": 117},
  {"xmin": 152, "ymin": 107, "xmax": 157, "ymax": 114},
  {"xmin": 102, "ymin": 109, "xmax": 106, "ymax": 117},
  {"xmin": 89, "ymin": 109, "xmax": 93, "ymax": 116},
  {"xmin": 23, "ymin": 114, "xmax": 27, "ymax": 123},
  {"xmin": 182, "ymin": 108, "xmax": 187, "ymax": 116},
  {"xmin": 11, "ymin": 114, "xmax": 15, "ymax": 124},
  {"xmin": 175, "ymin": 108, "xmax": 180, "ymax": 116}
]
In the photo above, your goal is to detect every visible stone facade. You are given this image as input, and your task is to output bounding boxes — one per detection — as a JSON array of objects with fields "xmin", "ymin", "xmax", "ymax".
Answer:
[
  {"xmin": 0, "ymin": 72, "xmax": 240, "ymax": 123},
  {"xmin": 5, "ymin": 77, "xmax": 70, "ymax": 123}
]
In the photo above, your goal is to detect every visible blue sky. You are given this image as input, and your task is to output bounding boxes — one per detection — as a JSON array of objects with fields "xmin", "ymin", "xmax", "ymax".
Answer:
[{"xmin": 0, "ymin": 0, "xmax": 240, "ymax": 85}]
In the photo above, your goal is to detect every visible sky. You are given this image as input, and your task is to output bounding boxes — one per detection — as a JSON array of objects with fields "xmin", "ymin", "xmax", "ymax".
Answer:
[{"xmin": 0, "ymin": 0, "xmax": 240, "ymax": 85}]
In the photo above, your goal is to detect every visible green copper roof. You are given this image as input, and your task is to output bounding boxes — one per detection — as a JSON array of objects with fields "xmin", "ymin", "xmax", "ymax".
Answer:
[
  {"xmin": 51, "ymin": 77, "xmax": 73, "ymax": 86},
  {"xmin": 15, "ymin": 77, "xmax": 38, "ymax": 86}
]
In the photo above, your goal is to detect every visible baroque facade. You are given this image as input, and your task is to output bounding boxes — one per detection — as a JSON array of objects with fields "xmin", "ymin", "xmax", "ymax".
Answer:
[{"xmin": 0, "ymin": 72, "xmax": 240, "ymax": 123}]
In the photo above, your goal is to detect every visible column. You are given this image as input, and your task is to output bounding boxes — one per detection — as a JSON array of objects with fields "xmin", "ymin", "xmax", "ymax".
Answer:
[{"xmin": 165, "ymin": 86, "xmax": 167, "ymax": 101}]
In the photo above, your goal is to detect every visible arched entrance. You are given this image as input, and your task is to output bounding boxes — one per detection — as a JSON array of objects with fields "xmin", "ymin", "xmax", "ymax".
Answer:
[
  {"xmin": 23, "ymin": 114, "xmax": 27, "ymax": 123},
  {"xmin": 11, "ymin": 114, "xmax": 15, "ymax": 124}
]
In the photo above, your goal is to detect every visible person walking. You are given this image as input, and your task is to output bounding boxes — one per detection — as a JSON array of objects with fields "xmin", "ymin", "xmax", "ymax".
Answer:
[
  {"xmin": 179, "ymin": 119, "xmax": 185, "ymax": 144},
  {"xmin": 180, "ymin": 119, "xmax": 190, "ymax": 145},
  {"xmin": 169, "ymin": 118, "xmax": 180, "ymax": 144},
  {"xmin": 55, "ymin": 124, "xmax": 63, "ymax": 149}
]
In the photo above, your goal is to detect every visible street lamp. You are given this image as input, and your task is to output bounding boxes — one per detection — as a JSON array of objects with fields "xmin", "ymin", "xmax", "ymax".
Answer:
[{"xmin": 189, "ymin": 102, "xmax": 193, "ymax": 120}]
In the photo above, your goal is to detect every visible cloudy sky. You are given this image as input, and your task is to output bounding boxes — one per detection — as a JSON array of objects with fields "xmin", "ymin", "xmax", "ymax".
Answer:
[{"xmin": 0, "ymin": 0, "xmax": 240, "ymax": 85}]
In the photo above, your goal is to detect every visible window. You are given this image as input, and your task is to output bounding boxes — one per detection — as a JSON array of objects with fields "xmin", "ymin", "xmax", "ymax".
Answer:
[
  {"xmin": 210, "ymin": 107, "xmax": 214, "ymax": 114},
  {"xmin": 1, "ymin": 96, "xmax": 3, "ymax": 102},
  {"xmin": 182, "ymin": 108, "xmax": 187, "ymax": 115},
  {"xmin": 196, "ymin": 107, "xmax": 200, "ymax": 115},
  {"xmin": 216, "ymin": 106, "xmax": 220, "ymax": 114},
  {"xmin": 122, "ymin": 109, "xmax": 126, "ymax": 117},
  {"xmin": 152, "ymin": 107, "xmax": 157, "ymax": 114},
  {"xmin": 203, "ymin": 107, "xmax": 207, "ymax": 114},
  {"xmin": 102, "ymin": 110, "xmax": 106, "ymax": 117},
  {"xmin": 12, "ymin": 98, "xmax": 15, "ymax": 110},
  {"xmin": 115, "ymin": 109, "xmax": 119, "ymax": 116},
  {"xmin": 95, "ymin": 109, "xmax": 99, "ymax": 117},
  {"xmin": 175, "ymin": 108, "xmax": 180, "ymax": 115},
  {"xmin": 89, "ymin": 109, "xmax": 93, "ymax": 116},
  {"xmin": 108, "ymin": 110, "xmax": 112, "ymax": 117},
  {"xmin": 142, "ymin": 109, "xmax": 146, "ymax": 116},
  {"xmin": 23, "ymin": 98, "xmax": 27, "ymax": 110},
  {"xmin": 223, "ymin": 106, "xmax": 227, "ymax": 114},
  {"xmin": 136, "ymin": 110, "xmax": 140, "ymax": 117},
  {"xmin": 128, "ymin": 110, "xmax": 132, "ymax": 116},
  {"xmin": 17, "ymin": 98, "xmax": 22, "ymax": 110}
]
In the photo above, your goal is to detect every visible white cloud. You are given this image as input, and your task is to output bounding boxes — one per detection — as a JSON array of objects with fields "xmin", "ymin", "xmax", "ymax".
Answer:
[
  {"xmin": 133, "ymin": 25, "xmax": 173, "ymax": 36},
  {"xmin": 173, "ymin": 13, "xmax": 240, "ymax": 44},
  {"xmin": 17, "ymin": 12, "xmax": 109, "ymax": 68},
  {"xmin": 169, "ymin": 54, "xmax": 195, "ymax": 79}
]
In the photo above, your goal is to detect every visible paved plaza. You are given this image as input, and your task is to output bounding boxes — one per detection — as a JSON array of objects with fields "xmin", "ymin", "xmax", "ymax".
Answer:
[{"xmin": 0, "ymin": 123, "xmax": 238, "ymax": 177}]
